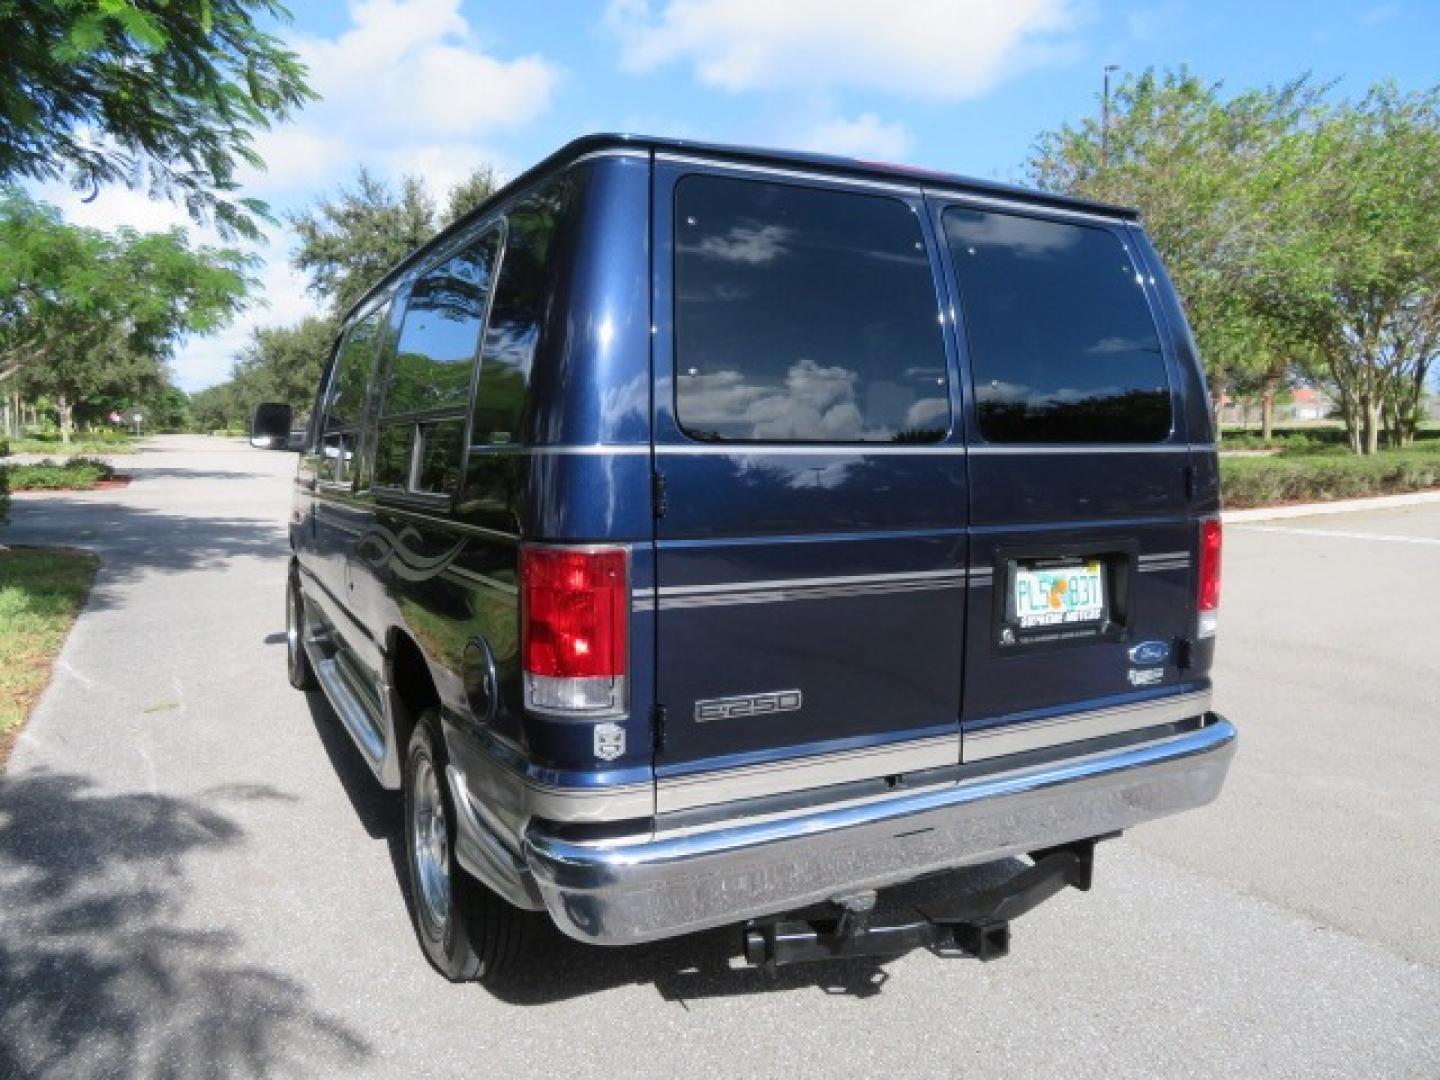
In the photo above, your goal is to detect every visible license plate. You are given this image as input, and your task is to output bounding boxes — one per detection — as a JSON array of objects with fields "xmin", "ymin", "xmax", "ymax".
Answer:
[{"xmin": 1013, "ymin": 560, "xmax": 1106, "ymax": 629}]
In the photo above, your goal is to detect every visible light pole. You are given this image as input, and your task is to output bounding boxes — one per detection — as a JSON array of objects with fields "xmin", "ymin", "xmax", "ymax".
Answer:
[{"xmin": 1102, "ymin": 64, "xmax": 1120, "ymax": 167}]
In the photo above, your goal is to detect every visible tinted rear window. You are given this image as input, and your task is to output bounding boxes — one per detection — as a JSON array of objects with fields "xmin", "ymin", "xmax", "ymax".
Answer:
[
  {"xmin": 943, "ymin": 209, "xmax": 1171, "ymax": 443},
  {"xmin": 674, "ymin": 175, "xmax": 950, "ymax": 443}
]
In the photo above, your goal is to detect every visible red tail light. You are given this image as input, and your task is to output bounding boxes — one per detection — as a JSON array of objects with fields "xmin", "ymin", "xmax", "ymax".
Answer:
[
  {"xmin": 1197, "ymin": 518, "xmax": 1222, "ymax": 636},
  {"xmin": 520, "ymin": 546, "xmax": 628, "ymax": 713}
]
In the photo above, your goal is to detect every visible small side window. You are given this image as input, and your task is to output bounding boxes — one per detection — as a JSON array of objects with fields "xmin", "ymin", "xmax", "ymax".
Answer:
[
  {"xmin": 371, "ymin": 227, "xmax": 502, "ymax": 499},
  {"xmin": 318, "ymin": 307, "xmax": 385, "ymax": 482},
  {"xmin": 372, "ymin": 422, "xmax": 415, "ymax": 489},
  {"xmin": 943, "ymin": 209, "xmax": 1171, "ymax": 443},
  {"xmin": 414, "ymin": 419, "xmax": 466, "ymax": 495},
  {"xmin": 472, "ymin": 178, "xmax": 581, "ymax": 446},
  {"xmin": 384, "ymin": 231, "xmax": 500, "ymax": 417}
]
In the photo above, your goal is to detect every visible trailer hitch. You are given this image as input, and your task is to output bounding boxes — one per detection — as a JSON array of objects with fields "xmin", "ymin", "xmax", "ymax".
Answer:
[{"xmin": 742, "ymin": 835, "xmax": 1111, "ymax": 970}]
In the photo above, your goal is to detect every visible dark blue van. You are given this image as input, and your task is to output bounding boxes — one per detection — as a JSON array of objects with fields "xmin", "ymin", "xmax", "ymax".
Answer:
[{"xmin": 252, "ymin": 135, "xmax": 1235, "ymax": 983}]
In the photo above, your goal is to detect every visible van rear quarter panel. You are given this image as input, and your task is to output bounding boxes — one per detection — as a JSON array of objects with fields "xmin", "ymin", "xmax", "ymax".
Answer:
[{"xmin": 450, "ymin": 153, "xmax": 655, "ymax": 778}]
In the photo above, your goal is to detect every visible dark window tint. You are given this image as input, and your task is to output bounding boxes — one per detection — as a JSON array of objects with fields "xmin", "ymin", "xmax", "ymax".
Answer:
[
  {"xmin": 325, "ymin": 309, "xmax": 384, "ymax": 432},
  {"xmin": 385, "ymin": 232, "xmax": 500, "ymax": 416},
  {"xmin": 943, "ymin": 209, "xmax": 1171, "ymax": 443},
  {"xmin": 415, "ymin": 420, "xmax": 465, "ymax": 495},
  {"xmin": 373, "ymin": 422, "xmax": 414, "ymax": 489},
  {"xmin": 673, "ymin": 176, "xmax": 949, "ymax": 443},
  {"xmin": 473, "ymin": 181, "xmax": 578, "ymax": 444}
]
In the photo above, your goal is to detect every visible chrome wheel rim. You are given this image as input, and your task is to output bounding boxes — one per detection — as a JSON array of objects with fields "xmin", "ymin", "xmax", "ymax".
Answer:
[{"xmin": 412, "ymin": 757, "xmax": 451, "ymax": 933}]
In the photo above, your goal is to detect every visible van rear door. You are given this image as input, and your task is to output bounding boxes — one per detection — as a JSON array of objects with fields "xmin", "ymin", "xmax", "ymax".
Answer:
[
  {"xmin": 649, "ymin": 163, "xmax": 968, "ymax": 814},
  {"xmin": 932, "ymin": 200, "xmax": 1209, "ymax": 762}
]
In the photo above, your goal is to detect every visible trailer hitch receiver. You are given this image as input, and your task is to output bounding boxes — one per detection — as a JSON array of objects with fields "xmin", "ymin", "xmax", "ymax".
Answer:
[{"xmin": 742, "ymin": 835, "xmax": 1111, "ymax": 969}]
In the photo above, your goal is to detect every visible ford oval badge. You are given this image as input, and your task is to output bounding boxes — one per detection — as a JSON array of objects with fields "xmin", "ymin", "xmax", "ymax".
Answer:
[{"xmin": 1128, "ymin": 640, "xmax": 1171, "ymax": 665}]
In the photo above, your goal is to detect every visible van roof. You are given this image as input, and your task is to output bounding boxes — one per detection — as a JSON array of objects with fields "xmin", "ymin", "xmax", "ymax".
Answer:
[{"xmin": 344, "ymin": 133, "xmax": 1140, "ymax": 324}]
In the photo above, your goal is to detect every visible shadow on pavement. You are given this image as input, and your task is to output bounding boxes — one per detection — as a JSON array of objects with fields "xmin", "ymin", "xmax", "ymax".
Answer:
[
  {"xmin": 0, "ymin": 772, "xmax": 371, "ymax": 1079},
  {"xmin": 303, "ymin": 685, "xmax": 1023, "ymax": 1004},
  {"xmin": 2, "ymin": 496, "xmax": 288, "ymax": 610}
]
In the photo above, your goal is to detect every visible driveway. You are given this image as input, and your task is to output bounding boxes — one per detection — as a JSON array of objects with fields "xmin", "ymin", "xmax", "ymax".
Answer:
[{"xmin": 1, "ymin": 435, "xmax": 1436, "ymax": 1079}]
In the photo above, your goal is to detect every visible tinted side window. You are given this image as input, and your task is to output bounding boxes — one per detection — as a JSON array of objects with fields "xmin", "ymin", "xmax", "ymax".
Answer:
[
  {"xmin": 325, "ymin": 309, "xmax": 383, "ymax": 432},
  {"xmin": 673, "ymin": 176, "xmax": 949, "ymax": 443},
  {"xmin": 373, "ymin": 422, "xmax": 414, "ymax": 489},
  {"xmin": 472, "ymin": 180, "xmax": 579, "ymax": 445},
  {"xmin": 318, "ymin": 308, "xmax": 384, "ymax": 483},
  {"xmin": 943, "ymin": 209, "xmax": 1171, "ymax": 443},
  {"xmin": 385, "ymin": 231, "xmax": 500, "ymax": 416},
  {"xmin": 415, "ymin": 419, "xmax": 465, "ymax": 495}
]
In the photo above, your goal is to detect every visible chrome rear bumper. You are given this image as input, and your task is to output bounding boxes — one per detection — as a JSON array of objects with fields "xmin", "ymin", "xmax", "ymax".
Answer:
[{"xmin": 523, "ymin": 715, "xmax": 1236, "ymax": 945}]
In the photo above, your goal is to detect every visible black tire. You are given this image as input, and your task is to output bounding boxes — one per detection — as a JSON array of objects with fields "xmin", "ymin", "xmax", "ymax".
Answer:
[
  {"xmin": 286, "ymin": 571, "xmax": 318, "ymax": 691},
  {"xmin": 404, "ymin": 709, "xmax": 529, "ymax": 983}
]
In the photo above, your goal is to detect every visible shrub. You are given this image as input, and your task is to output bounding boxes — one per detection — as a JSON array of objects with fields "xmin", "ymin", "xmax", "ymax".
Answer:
[
  {"xmin": 5, "ymin": 456, "xmax": 117, "ymax": 492},
  {"xmin": 7, "ymin": 433, "xmax": 136, "ymax": 456},
  {"xmin": 1221, "ymin": 451, "xmax": 1440, "ymax": 508}
]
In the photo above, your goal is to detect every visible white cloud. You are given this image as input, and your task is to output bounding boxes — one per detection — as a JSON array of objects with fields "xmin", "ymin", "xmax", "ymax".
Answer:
[
  {"xmin": 35, "ymin": 181, "xmax": 196, "ymax": 235},
  {"xmin": 1360, "ymin": 4, "xmax": 1401, "ymax": 25},
  {"xmin": 388, "ymin": 141, "xmax": 518, "ymax": 206},
  {"xmin": 1127, "ymin": 2, "xmax": 1182, "ymax": 40},
  {"xmin": 239, "ymin": 128, "xmax": 352, "ymax": 194},
  {"xmin": 607, "ymin": 0, "xmax": 1078, "ymax": 99},
  {"xmin": 796, "ymin": 113, "xmax": 914, "ymax": 160},
  {"xmin": 293, "ymin": 0, "xmax": 560, "ymax": 143}
]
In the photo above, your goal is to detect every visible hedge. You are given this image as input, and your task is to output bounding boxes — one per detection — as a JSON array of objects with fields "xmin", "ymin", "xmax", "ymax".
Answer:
[
  {"xmin": 3, "ymin": 457, "xmax": 116, "ymax": 492},
  {"xmin": 1221, "ymin": 451, "xmax": 1440, "ymax": 508}
]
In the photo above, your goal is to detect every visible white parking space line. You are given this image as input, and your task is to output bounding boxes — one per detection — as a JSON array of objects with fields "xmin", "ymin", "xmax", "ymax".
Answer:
[{"xmin": 1232, "ymin": 524, "xmax": 1440, "ymax": 546}]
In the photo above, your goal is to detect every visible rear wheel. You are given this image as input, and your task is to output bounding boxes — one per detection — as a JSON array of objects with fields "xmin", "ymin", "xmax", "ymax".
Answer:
[
  {"xmin": 286, "ymin": 572, "xmax": 318, "ymax": 691},
  {"xmin": 404, "ymin": 709, "xmax": 529, "ymax": 983}
]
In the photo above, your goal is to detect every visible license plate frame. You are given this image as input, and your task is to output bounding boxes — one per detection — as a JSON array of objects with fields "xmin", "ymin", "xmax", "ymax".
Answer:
[{"xmin": 995, "ymin": 548, "xmax": 1130, "ymax": 649}]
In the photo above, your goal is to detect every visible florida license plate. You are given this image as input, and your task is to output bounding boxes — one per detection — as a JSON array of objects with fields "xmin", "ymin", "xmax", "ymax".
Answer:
[{"xmin": 1013, "ymin": 560, "xmax": 1106, "ymax": 629}]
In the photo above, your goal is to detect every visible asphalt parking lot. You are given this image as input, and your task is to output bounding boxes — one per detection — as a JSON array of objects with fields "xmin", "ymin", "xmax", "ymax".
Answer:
[{"xmin": 1, "ymin": 436, "xmax": 1436, "ymax": 1079}]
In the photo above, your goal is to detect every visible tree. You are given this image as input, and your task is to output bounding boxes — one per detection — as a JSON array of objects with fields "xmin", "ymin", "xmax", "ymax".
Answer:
[
  {"xmin": 443, "ymin": 165, "xmax": 502, "ymax": 226},
  {"xmin": 289, "ymin": 168, "xmax": 437, "ymax": 319},
  {"xmin": 230, "ymin": 315, "xmax": 337, "ymax": 411},
  {"xmin": 1027, "ymin": 69, "xmax": 1326, "ymax": 438},
  {"xmin": 0, "ymin": 192, "xmax": 252, "ymax": 441},
  {"xmin": 190, "ymin": 380, "xmax": 247, "ymax": 432},
  {"xmin": 290, "ymin": 164, "xmax": 506, "ymax": 317},
  {"xmin": 1256, "ymin": 84, "xmax": 1440, "ymax": 452},
  {"xmin": 0, "ymin": 0, "xmax": 314, "ymax": 240}
]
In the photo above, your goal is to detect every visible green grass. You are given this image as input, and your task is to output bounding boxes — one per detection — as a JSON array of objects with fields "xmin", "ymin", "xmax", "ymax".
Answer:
[
  {"xmin": 0, "ymin": 548, "xmax": 99, "ymax": 767},
  {"xmin": 5, "ymin": 431, "xmax": 137, "ymax": 456},
  {"xmin": 1221, "ymin": 450, "xmax": 1440, "ymax": 508},
  {"xmin": 3, "ymin": 457, "xmax": 117, "ymax": 491}
]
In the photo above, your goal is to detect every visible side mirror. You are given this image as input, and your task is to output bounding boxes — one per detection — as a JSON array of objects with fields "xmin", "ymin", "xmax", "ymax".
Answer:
[{"xmin": 249, "ymin": 402, "xmax": 295, "ymax": 450}]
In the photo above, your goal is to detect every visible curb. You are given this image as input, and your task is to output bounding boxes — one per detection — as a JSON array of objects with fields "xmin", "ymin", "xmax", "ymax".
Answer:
[{"xmin": 1223, "ymin": 489, "xmax": 1440, "ymax": 522}]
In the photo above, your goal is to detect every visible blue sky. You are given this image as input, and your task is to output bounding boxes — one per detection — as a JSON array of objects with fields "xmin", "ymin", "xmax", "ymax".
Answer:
[{"xmin": 36, "ymin": 0, "xmax": 1440, "ymax": 391}]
